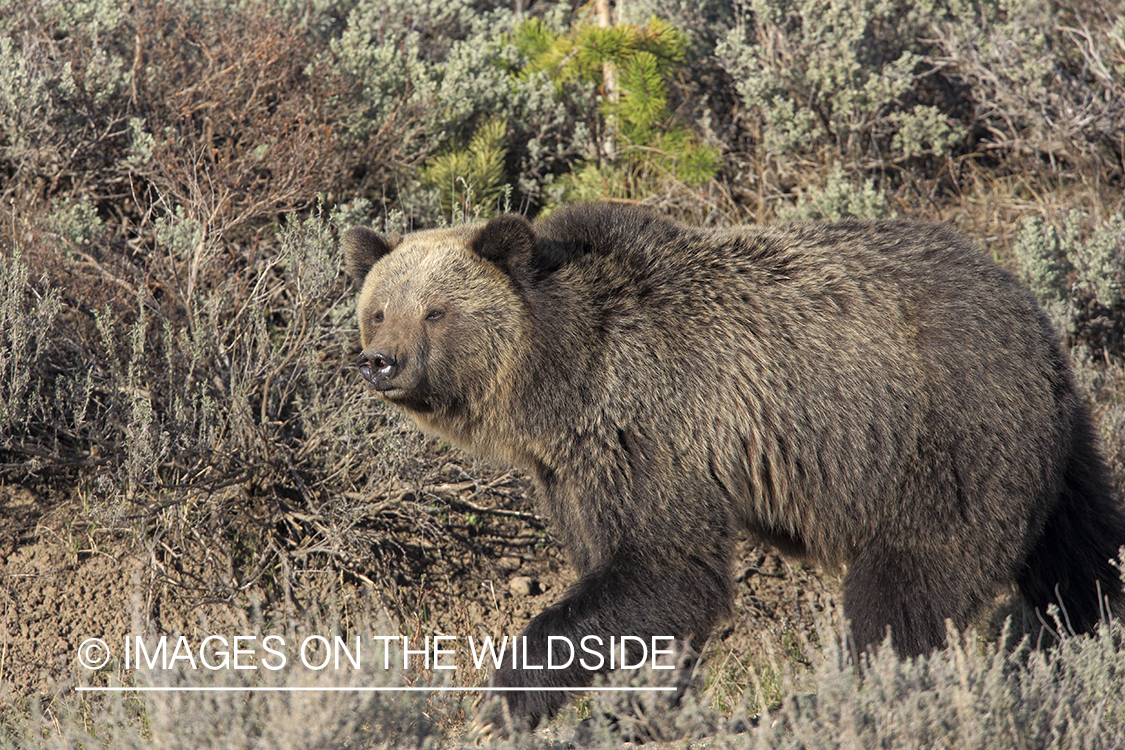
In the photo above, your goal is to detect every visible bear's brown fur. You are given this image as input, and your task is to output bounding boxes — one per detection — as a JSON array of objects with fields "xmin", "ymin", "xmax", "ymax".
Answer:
[{"xmin": 343, "ymin": 204, "xmax": 1125, "ymax": 729}]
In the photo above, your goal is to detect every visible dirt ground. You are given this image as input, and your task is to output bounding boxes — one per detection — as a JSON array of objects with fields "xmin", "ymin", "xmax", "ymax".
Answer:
[{"xmin": 0, "ymin": 451, "xmax": 839, "ymax": 724}]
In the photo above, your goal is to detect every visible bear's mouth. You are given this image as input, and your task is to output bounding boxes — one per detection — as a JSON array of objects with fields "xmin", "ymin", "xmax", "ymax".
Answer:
[
  {"xmin": 368, "ymin": 381, "xmax": 415, "ymax": 402},
  {"xmin": 365, "ymin": 383, "xmax": 401, "ymax": 401},
  {"xmin": 379, "ymin": 388, "xmax": 434, "ymax": 414}
]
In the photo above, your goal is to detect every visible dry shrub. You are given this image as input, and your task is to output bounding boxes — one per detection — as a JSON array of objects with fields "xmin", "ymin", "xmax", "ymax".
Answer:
[
  {"xmin": 0, "ymin": 0, "xmax": 423, "ymax": 235},
  {"xmin": 132, "ymin": 1, "xmax": 343, "ymax": 236},
  {"xmin": 712, "ymin": 0, "xmax": 1123, "ymax": 228},
  {"xmin": 931, "ymin": 5, "xmax": 1124, "ymax": 183}
]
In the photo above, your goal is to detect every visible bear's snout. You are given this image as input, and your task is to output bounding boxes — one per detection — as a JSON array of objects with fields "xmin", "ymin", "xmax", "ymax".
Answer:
[{"xmin": 357, "ymin": 352, "xmax": 400, "ymax": 391}]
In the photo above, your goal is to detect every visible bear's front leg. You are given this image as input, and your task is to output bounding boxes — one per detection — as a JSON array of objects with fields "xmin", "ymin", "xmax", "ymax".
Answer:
[{"xmin": 475, "ymin": 547, "xmax": 733, "ymax": 734}]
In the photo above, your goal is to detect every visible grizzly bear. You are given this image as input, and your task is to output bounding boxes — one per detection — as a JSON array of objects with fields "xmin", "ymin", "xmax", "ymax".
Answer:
[{"xmin": 342, "ymin": 204, "xmax": 1125, "ymax": 729}]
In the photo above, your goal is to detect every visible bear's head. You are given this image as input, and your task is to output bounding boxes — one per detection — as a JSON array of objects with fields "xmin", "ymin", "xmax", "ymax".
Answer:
[{"xmin": 342, "ymin": 215, "xmax": 536, "ymax": 425}]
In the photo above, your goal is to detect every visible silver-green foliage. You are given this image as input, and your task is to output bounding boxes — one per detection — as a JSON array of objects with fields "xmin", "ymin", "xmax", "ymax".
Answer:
[
  {"xmin": 717, "ymin": 0, "xmax": 967, "ymax": 164},
  {"xmin": 0, "ymin": 250, "xmax": 62, "ymax": 433},
  {"xmin": 1013, "ymin": 212, "xmax": 1125, "ymax": 355},
  {"xmin": 777, "ymin": 166, "xmax": 891, "ymax": 222},
  {"xmin": 326, "ymin": 0, "xmax": 511, "ymax": 150},
  {"xmin": 0, "ymin": 0, "xmax": 134, "ymax": 202},
  {"xmin": 620, "ymin": 0, "xmax": 737, "ymax": 49},
  {"xmin": 717, "ymin": 0, "xmax": 1123, "ymax": 184},
  {"xmin": 737, "ymin": 619, "xmax": 1125, "ymax": 749}
]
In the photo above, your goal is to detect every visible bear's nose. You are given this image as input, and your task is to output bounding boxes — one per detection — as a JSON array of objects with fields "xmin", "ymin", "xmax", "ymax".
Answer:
[{"xmin": 357, "ymin": 352, "xmax": 399, "ymax": 389}]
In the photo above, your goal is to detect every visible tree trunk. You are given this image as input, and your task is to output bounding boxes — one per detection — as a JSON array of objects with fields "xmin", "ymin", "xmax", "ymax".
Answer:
[{"xmin": 595, "ymin": 0, "xmax": 617, "ymax": 163}]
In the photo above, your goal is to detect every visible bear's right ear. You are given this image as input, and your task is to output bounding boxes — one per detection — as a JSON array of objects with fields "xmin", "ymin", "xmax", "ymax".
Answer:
[
  {"xmin": 342, "ymin": 226, "xmax": 399, "ymax": 283},
  {"xmin": 469, "ymin": 214, "xmax": 535, "ymax": 281}
]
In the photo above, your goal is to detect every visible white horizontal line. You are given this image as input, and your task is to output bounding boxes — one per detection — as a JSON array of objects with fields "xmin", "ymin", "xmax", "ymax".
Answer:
[{"xmin": 75, "ymin": 686, "xmax": 675, "ymax": 693}]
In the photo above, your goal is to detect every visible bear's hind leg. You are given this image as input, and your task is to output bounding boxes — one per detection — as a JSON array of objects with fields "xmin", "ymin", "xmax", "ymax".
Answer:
[
  {"xmin": 843, "ymin": 543, "xmax": 994, "ymax": 658},
  {"xmin": 1016, "ymin": 416, "xmax": 1125, "ymax": 636}
]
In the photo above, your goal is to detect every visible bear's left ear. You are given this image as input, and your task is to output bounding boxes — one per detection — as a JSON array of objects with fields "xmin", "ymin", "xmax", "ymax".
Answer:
[
  {"xmin": 342, "ymin": 226, "xmax": 399, "ymax": 284},
  {"xmin": 470, "ymin": 214, "xmax": 535, "ymax": 281}
]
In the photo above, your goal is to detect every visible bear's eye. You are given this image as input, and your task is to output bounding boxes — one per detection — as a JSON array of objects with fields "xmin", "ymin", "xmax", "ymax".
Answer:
[
  {"xmin": 373, "ymin": 310, "xmax": 384, "ymax": 323},
  {"xmin": 425, "ymin": 309, "xmax": 445, "ymax": 322}
]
